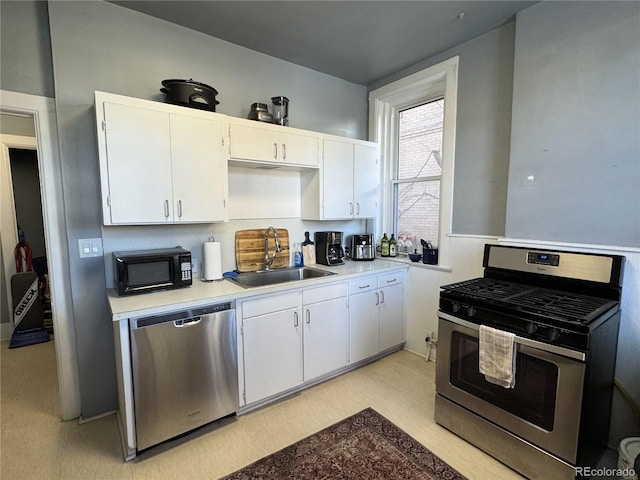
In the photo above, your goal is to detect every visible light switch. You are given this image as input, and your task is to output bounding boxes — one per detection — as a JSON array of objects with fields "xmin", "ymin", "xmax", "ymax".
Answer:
[{"xmin": 78, "ymin": 238, "xmax": 103, "ymax": 258}]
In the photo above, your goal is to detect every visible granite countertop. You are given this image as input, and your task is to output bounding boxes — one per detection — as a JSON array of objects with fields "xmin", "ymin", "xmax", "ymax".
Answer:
[{"xmin": 107, "ymin": 259, "xmax": 407, "ymax": 321}]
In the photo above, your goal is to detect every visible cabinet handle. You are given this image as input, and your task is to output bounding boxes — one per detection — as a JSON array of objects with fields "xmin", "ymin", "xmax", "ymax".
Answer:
[
  {"xmin": 375, "ymin": 292, "xmax": 380, "ymax": 305},
  {"xmin": 164, "ymin": 200, "xmax": 169, "ymax": 218},
  {"xmin": 349, "ymin": 203, "xmax": 353, "ymax": 215},
  {"xmin": 282, "ymin": 143, "xmax": 286, "ymax": 160},
  {"xmin": 380, "ymin": 290, "xmax": 385, "ymax": 304},
  {"xmin": 306, "ymin": 309, "xmax": 310, "ymax": 324},
  {"xmin": 294, "ymin": 311, "xmax": 299, "ymax": 327},
  {"xmin": 177, "ymin": 200, "xmax": 183, "ymax": 218},
  {"xmin": 387, "ymin": 278, "xmax": 397, "ymax": 283},
  {"xmin": 356, "ymin": 203, "xmax": 360, "ymax": 215},
  {"xmin": 273, "ymin": 142, "xmax": 278, "ymax": 159},
  {"xmin": 359, "ymin": 284, "xmax": 370, "ymax": 289}
]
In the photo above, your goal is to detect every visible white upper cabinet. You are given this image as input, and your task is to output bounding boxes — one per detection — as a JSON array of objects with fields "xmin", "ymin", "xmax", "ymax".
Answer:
[
  {"xmin": 96, "ymin": 91, "xmax": 228, "ymax": 225},
  {"xmin": 170, "ymin": 113, "xmax": 227, "ymax": 223},
  {"xmin": 228, "ymin": 119, "xmax": 320, "ymax": 168},
  {"xmin": 353, "ymin": 143, "xmax": 379, "ymax": 218},
  {"xmin": 301, "ymin": 137, "xmax": 379, "ymax": 220}
]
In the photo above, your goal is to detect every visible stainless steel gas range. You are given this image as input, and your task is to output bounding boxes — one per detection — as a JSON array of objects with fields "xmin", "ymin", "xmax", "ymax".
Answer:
[{"xmin": 435, "ymin": 244, "xmax": 625, "ymax": 480}]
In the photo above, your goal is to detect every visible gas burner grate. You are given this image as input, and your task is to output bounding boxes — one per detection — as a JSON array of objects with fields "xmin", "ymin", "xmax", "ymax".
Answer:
[
  {"xmin": 441, "ymin": 278, "xmax": 617, "ymax": 323},
  {"xmin": 507, "ymin": 289, "xmax": 617, "ymax": 323},
  {"xmin": 441, "ymin": 278, "xmax": 530, "ymax": 301}
]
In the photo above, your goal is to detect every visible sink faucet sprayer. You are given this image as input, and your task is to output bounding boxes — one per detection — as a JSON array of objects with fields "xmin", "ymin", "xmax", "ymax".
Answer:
[{"xmin": 264, "ymin": 226, "xmax": 283, "ymax": 270}]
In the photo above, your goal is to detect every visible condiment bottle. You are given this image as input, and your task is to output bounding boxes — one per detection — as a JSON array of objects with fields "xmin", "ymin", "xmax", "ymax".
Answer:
[
  {"xmin": 389, "ymin": 234, "xmax": 397, "ymax": 257},
  {"xmin": 381, "ymin": 233, "xmax": 390, "ymax": 257}
]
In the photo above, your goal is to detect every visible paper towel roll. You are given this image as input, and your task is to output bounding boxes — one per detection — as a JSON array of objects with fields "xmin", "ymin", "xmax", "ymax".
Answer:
[{"xmin": 203, "ymin": 241, "xmax": 223, "ymax": 281}]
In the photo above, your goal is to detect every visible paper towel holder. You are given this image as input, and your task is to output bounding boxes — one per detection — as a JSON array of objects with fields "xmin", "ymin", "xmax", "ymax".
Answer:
[{"xmin": 202, "ymin": 236, "xmax": 223, "ymax": 282}]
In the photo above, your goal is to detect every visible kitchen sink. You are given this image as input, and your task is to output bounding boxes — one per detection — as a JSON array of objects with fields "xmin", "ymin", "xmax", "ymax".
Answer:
[{"xmin": 228, "ymin": 266, "xmax": 335, "ymax": 288}]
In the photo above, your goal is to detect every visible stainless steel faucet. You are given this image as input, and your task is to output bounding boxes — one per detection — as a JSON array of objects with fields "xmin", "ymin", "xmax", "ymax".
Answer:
[{"xmin": 264, "ymin": 226, "xmax": 283, "ymax": 270}]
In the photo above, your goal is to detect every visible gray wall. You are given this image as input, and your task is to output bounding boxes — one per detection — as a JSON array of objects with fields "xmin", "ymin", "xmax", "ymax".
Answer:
[
  {"xmin": 506, "ymin": 1, "xmax": 640, "ymax": 247},
  {"xmin": 369, "ymin": 23, "xmax": 515, "ymax": 237},
  {"xmin": 45, "ymin": 0, "xmax": 368, "ymax": 418},
  {"xmin": 0, "ymin": 1, "xmax": 55, "ymax": 98}
]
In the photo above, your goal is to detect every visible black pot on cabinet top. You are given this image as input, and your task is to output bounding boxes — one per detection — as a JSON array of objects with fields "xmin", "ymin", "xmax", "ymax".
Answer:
[{"xmin": 160, "ymin": 79, "xmax": 220, "ymax": 111}]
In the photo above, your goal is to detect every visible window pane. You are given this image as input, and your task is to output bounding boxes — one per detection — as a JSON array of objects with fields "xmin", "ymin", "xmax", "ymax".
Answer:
[
  {"xmin": 396, "ymin": 179, "xmax": 440, "ymax": 249},
  {"xmin": 398, "ymin": 99, "xmax": 444, "ymax": 180},
  {"xmin": 395, "ymin": 99, "xmax": 444, "ymax": 251}
]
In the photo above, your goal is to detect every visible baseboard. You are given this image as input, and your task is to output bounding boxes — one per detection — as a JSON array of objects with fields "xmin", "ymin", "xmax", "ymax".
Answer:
[{"xmin": 78, "ymin": 410, "xmax": 117, "ymax": 424}]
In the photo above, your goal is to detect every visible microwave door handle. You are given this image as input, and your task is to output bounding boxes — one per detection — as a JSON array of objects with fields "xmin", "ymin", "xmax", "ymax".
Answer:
[{"xmin": 438, "ymin": 312, "xmax": 586, "ymax": 362}]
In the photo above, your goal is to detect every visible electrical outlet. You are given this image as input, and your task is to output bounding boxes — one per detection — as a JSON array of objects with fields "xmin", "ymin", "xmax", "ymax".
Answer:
[{"xmin": 78, "ymin": 238, "xmax": 103, "ymax": 258}]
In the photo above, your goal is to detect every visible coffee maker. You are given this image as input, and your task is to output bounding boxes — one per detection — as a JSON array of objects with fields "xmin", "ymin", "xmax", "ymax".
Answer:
[
  {"xmin": 350, "ymin": 234, "xmax": 375, "ymax": 261},
  {"xmin": 314, "ymin": 232, "xmax": 344, "ymax": 266}
]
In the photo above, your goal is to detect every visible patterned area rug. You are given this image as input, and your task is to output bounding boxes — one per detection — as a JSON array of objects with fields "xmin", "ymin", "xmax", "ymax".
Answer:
[{"xmin": 221, "ymin": 407, "xmax": 466, "ymax": 480}]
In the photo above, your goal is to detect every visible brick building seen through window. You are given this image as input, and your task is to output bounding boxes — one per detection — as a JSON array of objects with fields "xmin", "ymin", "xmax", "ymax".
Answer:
[{"xmin": 394, "ymin": 98, "xmax": 444, "ymax": 253}]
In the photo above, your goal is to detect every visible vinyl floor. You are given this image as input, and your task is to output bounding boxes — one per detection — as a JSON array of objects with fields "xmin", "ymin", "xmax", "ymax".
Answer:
[{"xmin": 1, "ymin": 338, "xmax": 528, "ymax": 480}]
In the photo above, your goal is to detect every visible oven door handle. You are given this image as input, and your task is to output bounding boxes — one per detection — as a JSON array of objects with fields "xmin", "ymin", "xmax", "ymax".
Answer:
[{"xmin": 438, "ymin": 312, "xmax": 586, "ymax": 362}]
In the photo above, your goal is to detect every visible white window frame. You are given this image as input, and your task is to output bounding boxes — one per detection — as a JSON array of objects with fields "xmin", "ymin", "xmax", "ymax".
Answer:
[{"xmin": 369, "ymin": 56, "xmax": 458, "ymax": 267}]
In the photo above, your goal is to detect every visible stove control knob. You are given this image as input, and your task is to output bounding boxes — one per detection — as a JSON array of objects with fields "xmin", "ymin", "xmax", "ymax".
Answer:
[
  {"xmin": 451, "ymin": 302, "xmax": 461, "ymax": 313},
  {"xmin": 526, "ymin": 323, "xmax": 538, "ymax": 335},
  {"xmin": 547, "ymin": 328, "xmax": 560, "ymax": 342},
  {"xmin": 466, "ymin": 306, "xmax": 476, "ymax": 317}
]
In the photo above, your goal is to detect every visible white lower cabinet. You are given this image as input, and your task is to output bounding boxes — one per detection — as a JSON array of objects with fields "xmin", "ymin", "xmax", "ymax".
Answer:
[
  {"xmin": 302, "ymin": 284, "xmax": 348, "ymax": 382},
  {"xmin": 378, "ymin": 281, "xmax": 405, "ymax": 351},
  {"xmin": 241, "ymin": 291, "xmax": 303, "ymax": 405},
  {"xmin": 240, "ymin": 283, "xmax": 347, "ymax": 406},
  {"xmin": 348, "ymin": 271, "xmax": 405, "ymax": 364}
]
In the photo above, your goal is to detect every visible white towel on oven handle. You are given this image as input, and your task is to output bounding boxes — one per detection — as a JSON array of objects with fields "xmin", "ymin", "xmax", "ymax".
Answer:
[{"xmin": 479, "ymin": 325, "xmax": 516, "ymax": 388}]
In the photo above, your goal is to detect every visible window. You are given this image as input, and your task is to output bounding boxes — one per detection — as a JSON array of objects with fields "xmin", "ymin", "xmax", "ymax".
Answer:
[
  {"xmin": 395, "ymin": 99, "xmax": 444, "ymax": 251},
  {"xmin": 369, "ymin": 57, "xmax": 458, "ymax": 266}
]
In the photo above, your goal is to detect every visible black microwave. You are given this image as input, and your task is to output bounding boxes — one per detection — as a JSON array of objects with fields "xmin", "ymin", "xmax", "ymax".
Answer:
[{"xmin": 113, "ymin": 247, "xmax": 192, "ymax": 296}]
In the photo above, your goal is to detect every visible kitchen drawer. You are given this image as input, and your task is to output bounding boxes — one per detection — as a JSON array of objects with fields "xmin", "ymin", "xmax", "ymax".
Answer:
[
  {"xmin": 241, "ymin": 291, "xmax": 301, "ymax": 319},
  {"xmin": 378, "ymin": 271, "xmax": 404, "ymax": 287},
  {"xmin": 303, "ymin": 282, "xmax": 347, "ymax": 305},
  {"xmin": 349, "ymin": 276, "xmax": 377, "ymax": 294}
]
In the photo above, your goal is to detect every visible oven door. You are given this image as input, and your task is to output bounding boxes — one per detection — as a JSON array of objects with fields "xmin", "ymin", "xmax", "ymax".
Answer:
[{"xmin": 436, "ymin": 313, "xmax": 586, "ymax": 464}]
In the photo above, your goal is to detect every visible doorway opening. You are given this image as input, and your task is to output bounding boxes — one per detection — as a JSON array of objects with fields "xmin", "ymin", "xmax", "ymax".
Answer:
[
  {"xmin": 1, "ymin": 91, "xmax": 81, "ymax": 421},
  {"xmin": 8, "ymin": 146, "xmax": 53, "ymax": 333}
]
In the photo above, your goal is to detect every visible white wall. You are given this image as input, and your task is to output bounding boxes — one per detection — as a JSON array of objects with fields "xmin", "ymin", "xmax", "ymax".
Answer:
[{"xmin": 404, "ymin": 235, "xmax": 495, "ymax": 358}]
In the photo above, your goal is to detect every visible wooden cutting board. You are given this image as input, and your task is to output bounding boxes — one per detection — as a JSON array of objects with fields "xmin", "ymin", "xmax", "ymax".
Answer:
[{"xmin": 235, "ymin": 228, "xmax": 290, "ymax": 272}]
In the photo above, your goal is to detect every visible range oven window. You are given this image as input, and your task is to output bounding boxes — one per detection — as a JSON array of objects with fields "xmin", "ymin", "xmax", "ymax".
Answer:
[
  {"xmin": 450, "ymin": 331, "xmax": 558, "ymax": 431},
  {"xmin": 127, "ymin": 261, "xmax": 171, "ymax": 287}
]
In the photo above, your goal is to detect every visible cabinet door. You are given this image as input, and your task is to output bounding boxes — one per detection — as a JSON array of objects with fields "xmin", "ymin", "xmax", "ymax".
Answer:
[
  {"xmin": 322, "ymin": 139, "xmax": 354, "ymax": 219},
  {"xmin": 378, "ymin": 283, "xmax": 404, "ymax": 351},
  {"xmin": 353, "ymin": 143, "xmax": 379, "ymax": 218},
  {"xmin": 303, "ymin": 296, "xmax": 348, "ymax": 381},
  {"xmin": 348, "ymin": 291, "xmax": 379, "ymax": 364},
  {"xmin": 280, "ymin": 130, "xmax": 319, "ymax": 166},
  {"xmin": 229, "ymin": 122, "xmax": 278, "ymax": 163},
  {"xmin": 170, "ymin": 114, "xmax": 227, "ymax": 222},
  {"xmin": 103, "ymin": 102, "xmax": 173, "ymax": 224},
  {"xmin": 242, "ymin": 308, "xmax": 302, "ymax": 404}
]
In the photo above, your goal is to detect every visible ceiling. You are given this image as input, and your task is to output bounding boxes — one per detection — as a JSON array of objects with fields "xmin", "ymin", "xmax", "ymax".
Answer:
[{"xmin": 110, "ymin": 1, "xmax": 536, "ymax": 86}]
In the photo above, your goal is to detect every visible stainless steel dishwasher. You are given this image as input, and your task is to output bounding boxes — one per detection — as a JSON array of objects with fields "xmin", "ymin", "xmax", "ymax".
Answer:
[{"xmin": 130, "ymin": 301, "xmax": 237, "ymax": 451}]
